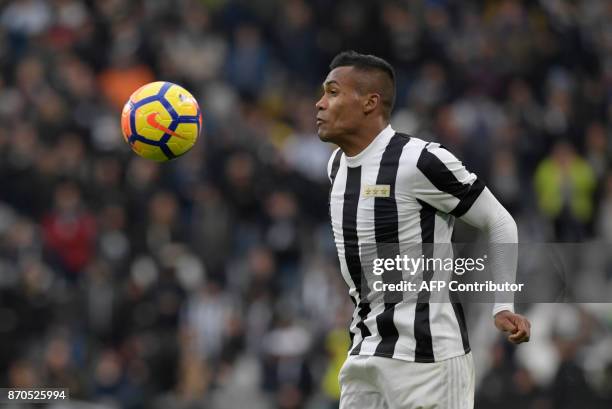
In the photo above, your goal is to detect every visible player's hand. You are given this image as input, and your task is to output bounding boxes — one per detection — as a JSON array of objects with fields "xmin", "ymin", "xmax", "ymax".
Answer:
[{"xmin": 494, "ymin": 310, "xmax": 531, "ymax": 344}]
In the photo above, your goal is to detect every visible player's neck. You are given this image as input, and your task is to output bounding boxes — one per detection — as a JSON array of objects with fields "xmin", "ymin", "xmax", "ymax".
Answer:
[{"xmin": 341, "ymin": 120, "xmax": 389, "ymax": 157}]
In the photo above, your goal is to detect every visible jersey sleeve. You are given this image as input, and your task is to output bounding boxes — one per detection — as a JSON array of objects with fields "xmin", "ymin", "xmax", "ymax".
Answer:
[
  {"xmin": 412, "ymin": 143, "xmax": 485, "ymax": 216},
  {"xmin": 459, "ymin": 187, "xmax": 518, "ymax": 316}
]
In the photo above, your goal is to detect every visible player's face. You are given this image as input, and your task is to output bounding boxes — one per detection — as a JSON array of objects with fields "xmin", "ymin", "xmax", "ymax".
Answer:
[{"xmin": 315, "ymin": 66, "xmax": 365, "ymax": 142}]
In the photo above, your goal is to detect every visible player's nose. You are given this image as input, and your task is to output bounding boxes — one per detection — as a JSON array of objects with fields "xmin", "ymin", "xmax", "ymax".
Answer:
[{"xmin": 315, "ymin": 95, "xmax": 327, "ymax": 110}]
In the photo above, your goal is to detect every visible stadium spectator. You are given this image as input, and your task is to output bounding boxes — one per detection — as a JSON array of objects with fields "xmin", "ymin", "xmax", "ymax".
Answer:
[{"xmin": 534, "ymin": 141, "xmax": 597, "ymax": 240}]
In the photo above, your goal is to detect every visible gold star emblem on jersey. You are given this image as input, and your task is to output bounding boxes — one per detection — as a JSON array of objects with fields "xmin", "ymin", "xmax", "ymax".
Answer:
[{"xmin": 363, "ymin": 184, "xmax": 391, "ymax": 198}]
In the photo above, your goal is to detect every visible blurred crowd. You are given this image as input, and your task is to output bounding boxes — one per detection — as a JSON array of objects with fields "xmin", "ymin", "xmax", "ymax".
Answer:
[{"xmin": 0, "ymin": 0, "xmax": 611, "ymax": 408}]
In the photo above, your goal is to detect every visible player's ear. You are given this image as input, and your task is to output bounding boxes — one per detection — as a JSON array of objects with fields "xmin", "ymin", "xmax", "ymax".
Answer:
[{"xmin": 363, "ymin": 93, "xmax": 380, "ymax": 115}]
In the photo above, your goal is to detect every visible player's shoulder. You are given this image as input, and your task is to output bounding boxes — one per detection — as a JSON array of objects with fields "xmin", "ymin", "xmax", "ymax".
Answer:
[
  {"xmin": 396, "ymin": 135, "xmax": 437, "ymax": 163},
  {"xmin": 396, "ymin": 135, "xmax": 463, "ymax": 180},
  {"xmin": 398, "ymin": 134, "xmax": 459, "ymax": 163},
  {"xmin": 401, "ymin": 134, "xmax": 428, "ymax": 150}
]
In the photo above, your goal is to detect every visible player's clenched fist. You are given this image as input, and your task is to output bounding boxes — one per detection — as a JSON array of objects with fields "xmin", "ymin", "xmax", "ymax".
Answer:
[{"xmin": 494, "ymin": 310, "xmax": 531, "ymax": 344}]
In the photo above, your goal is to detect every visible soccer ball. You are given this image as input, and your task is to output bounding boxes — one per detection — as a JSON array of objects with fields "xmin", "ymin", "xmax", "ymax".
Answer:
[{"xmin": 121, "ymin": 81, "xmax": 202, "ymax": 162}]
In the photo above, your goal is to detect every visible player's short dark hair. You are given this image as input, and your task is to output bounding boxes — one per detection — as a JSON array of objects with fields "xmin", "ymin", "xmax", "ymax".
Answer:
[{"xmin": 330, "ymin": 50, "xmax": 396, "ymax": 118}]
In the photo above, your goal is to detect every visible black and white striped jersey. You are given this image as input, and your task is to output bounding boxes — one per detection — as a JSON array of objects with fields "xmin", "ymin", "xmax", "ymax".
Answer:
[{"xmin": 327, "ymin": 125, "xmax": 489, "ymax": 363}]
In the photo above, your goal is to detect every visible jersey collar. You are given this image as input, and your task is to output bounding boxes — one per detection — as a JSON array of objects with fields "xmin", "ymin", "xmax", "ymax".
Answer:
[{"xmin": 345, "ymin": 124, "xmax": 395, "ymax": 167}]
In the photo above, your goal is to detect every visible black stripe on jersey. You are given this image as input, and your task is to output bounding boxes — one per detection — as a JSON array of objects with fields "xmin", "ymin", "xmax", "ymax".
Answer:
[
  {"xmin": 414, "ymin": 199, "xmax": 436, "ymax": 362},
  {"xmin": 373, "ymin": 133, "xmax": 410, "ymax": 357},
  {"xmin": 450, "ymin": 290, "xmax": 471, "ymax": 354},
  {"xmin": 416, "ymin": 147, "xmax": 485, "ymax": 217},
  {"xmin": 450, "ymin": 179, "xmax": 485, "ymax": 217},
  {"xmin": 342, "ymin": 166, "xmax": 371, "ymax": 354},
  {"xmin": 329, "ymin": 149, "xmax": 343, "ymax": 185},
  {"xmin": 329, "ymin": 149, "xmax": 344, "ymax": 219}
]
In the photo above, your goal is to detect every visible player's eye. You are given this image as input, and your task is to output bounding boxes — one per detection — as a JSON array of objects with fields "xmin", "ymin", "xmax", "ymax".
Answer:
[{"xmin": 328, "ymin": 89, "xmax": 338, "ymax": 96}]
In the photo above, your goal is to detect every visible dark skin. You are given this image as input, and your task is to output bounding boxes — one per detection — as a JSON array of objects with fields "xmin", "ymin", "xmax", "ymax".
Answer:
[
  {"xmin": 495, "ymin": 310, "xmax": 531, "ymax": 344},
  {"xmin": 316, "ymin": 65, "xmax": 531, "ymax": 345},
  {"xmin": 316, "ymin": 66, "xmax": 388, "ymax": 156}
]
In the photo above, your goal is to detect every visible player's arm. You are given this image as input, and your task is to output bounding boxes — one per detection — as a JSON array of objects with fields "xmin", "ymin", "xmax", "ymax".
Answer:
[
  {"xmin": 412, "ymin": 142, "xmax": 530, "ymax": 344},
  {"xmin": 459, "ymin": 188, "xmax": 530, "ymax": 344}
]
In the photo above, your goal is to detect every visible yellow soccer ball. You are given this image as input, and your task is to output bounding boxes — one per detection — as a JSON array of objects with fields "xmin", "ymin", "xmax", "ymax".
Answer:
[{"xmin": 121, "ymin": 81, "xmax": 202, "ymax": 162}]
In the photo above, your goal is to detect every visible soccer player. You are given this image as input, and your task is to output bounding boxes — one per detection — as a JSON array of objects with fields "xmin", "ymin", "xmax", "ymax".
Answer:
[{"xmin": 316, "ymin": 51, "xmax": 531, "ymax": 409}]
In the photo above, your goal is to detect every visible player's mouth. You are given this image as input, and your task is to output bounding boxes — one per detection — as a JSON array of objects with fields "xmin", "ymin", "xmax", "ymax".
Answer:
[{"xmin": 316, "ymin": 118, "xmax": 325, "ymax": 126}]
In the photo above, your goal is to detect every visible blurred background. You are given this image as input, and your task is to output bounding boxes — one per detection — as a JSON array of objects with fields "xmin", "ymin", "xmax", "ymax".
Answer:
[{"xmin": 0, "ymin": 0, "xmax": 611, "ymax": 408}]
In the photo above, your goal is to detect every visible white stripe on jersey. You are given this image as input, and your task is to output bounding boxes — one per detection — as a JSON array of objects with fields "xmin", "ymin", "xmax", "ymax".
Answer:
[
  {"xmin": 353, "ymin": 152, "xmax": 385, "ymax": 356},
  {"xmin": 329, "ymin": 152, "xmax": 363, "ymax": 348},
  {"xmin": 328, "ymin": 125, "xmax": 482, "ymax": 362}
]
